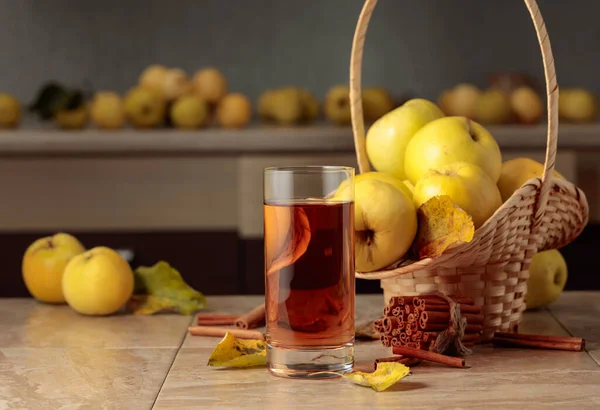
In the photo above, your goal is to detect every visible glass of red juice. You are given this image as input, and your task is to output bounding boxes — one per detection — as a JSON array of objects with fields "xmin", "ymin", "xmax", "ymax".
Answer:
[{"xmin": 263, "ymin": 166, "xmax": 355, "ymax": 378}]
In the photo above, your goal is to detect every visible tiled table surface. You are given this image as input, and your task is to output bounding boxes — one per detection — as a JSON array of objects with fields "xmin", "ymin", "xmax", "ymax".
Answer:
[{"xmin": 0, "ymin": 292, "xmax": 598, "ymax": 409}]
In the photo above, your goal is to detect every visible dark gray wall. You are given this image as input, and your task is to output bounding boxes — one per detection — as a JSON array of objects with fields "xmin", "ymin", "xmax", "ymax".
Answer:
[{"xmin": 0, "ymin": 0, "xmax": 597, "ymax": 104}]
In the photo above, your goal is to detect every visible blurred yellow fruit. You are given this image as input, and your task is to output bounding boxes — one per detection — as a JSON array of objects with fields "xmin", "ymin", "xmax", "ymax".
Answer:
[
  {"xmin": 124, "ymin": 87, "xmax": 166, "ymax": 128},
  {"xmin": 475, "ymin": 89, "xmax": 513, "ymax": 124},
  {"xmin": 55, "ymin": 105, "xmax": 89, "ymax": 129},
  {"xmin": 559, "ymin": 88, "xmax": 597, "ymax": 123},
  {"xmin": 324, "ymin": 85, "xmax": 351, "ymax": 125},
  {"xmin": 439, "ymin": 84, "xmax": 481, "ymax": 119},
  {"xmin": 163, "ymin": 68, "xmax": 193, "ymax": 101},
  {"xmin": 90, "ymin": 92, "xmax": 126, "ymax": 129},
  {"xmin": 62, "ymin": 246, "xmax": 134, "ymax": 316},
  {"xmin": 362, "ymin": 87, "xmax": 394, "ymax": 122},
  {"xmin": 510, "ymin": 87, "xmax": 543, "ymax": 124},
  {"xmin": 193, "ymin": 68, "xmax": 228, "ymax": 104},
  {"xmin": 216, "ymin": 93, "xmax": 252, "ymax": 128},
  {"xmin": 22, "ymin": 233, "xmax": 86, "ymax": 304},
  {"xmin": 297, "ymin": 88, "xmax": 320, "ymax": 122},
  {"xmin": 170, "ymin": 95, "xmax": 209, "ymax": 129},
  {"xmin": 497, "ymin": 157, "xmax": 565, "ymax": 202},
  {"xmin": 0, "ymin": 93, "xmax": 21, "ymax": 128},
  {"xmin": 139, "ymin": 65, "xmax": 168, "ymax": 95}
]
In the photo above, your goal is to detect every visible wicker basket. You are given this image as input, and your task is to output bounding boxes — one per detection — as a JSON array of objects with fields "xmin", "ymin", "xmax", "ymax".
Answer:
[{"xmin": 349, "ymin": 0, "xmax": 589, "ymax": 340}]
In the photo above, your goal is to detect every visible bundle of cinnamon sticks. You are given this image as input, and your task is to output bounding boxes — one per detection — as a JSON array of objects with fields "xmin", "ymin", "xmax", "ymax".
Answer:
[{"xmin": 373, "ymin": 295, "xmax": 483, "ymax": 351}]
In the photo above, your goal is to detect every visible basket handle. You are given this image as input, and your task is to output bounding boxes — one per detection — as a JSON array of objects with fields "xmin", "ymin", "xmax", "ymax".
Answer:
[{"xmin": 349, "ymin": 0, "xmax": 558, "ymax": 227}]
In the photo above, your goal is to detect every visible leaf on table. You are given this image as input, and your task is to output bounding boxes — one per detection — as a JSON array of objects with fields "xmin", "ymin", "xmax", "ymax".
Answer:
[
  {"xmin": 128, "ymin": 261, "xmax": 206, "ymax": 315},
  {"xmin": 343, "ymin": 362, "xmax": 411, "ymax": 392},
  {"xmin": 413, "ymin": 195, "xmax": 475, "ymax": 260},
  {"xmin": 207, "ymin": 332, "xmax": 267, "ymax": 368}
]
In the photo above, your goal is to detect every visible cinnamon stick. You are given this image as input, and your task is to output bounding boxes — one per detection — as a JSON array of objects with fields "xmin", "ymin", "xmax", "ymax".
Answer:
[
  {"xmin": 492, "ymin": 333, "xmax": 584, "ymax": 351},
  {"xmin": 196, "ymin": 318, "xmax": 236, "ymax": 326},
  {"xmin": 494, "ymin": 332, "xmax": 584, "ymax": 345},
  {"xmin": 392, "ymin": 307, "xmax": 403, "ymax": 317},
  {"xmin": 188, "ymin": 326, "xmax": 264, "ymax": 340},
  {"xmin": 235, "ymin": 304, "xmax": 266, "ymax": 330},
  {"xmin": 392, "ymin": 346, "xmax": 466, "ymax": 368},
  {"xmin": 196, "ymin": 314, "xmax": 239, "ymax": 321},
  {"xmin": 374, "ymin": 355, "xmax": 421, "ymax": 370},
  {"xmin": 465, "ymin": 324, "xmax": 484, "ymax": 333}
]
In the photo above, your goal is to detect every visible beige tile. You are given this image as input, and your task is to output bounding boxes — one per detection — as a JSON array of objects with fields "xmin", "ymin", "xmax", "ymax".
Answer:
[
  {"xmin": 547, "ymin": 291, "xmax": 600, "ymax": 365},
  {"xmin": 0, "ymin": 348, "xmax": 175, "ymax": 410},
  {"xmin": 0, "ymin": 299, "xmax": 192, "ymax": 348},
  {"xmin": 154, "ymin": 340, "xmax": 600, "ymax": 410},
  {"xmin": 164, "ymin": 296, "xmax": 599, "ymax": 409}
]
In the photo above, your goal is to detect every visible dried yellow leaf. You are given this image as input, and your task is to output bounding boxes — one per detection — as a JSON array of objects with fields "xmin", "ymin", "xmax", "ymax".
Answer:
[
  {"xmin": 207, "ymin": 332, "xmax": 267, "ymax": 368},
  {"xmin": 413, "ymin": 195, "xmax": 475, "ymax": 260},
  {"xmin": 343, "ymin": 362, "xmax": 410, "ymax": 392}
]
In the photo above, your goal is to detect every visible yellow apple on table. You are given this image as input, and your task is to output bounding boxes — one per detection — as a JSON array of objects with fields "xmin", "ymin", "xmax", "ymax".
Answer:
[
  {"xmin": 510, "ymin": 86, "xmax": 543, "ymax": 124},
  {"xmin": 404, "ymin": 116, "xmax": 502, "ymax": 184},
  {"xmin": 525, "ymin": 249, "xmax": 567, "ymax": 310},
  {"xmin": 437, "ymin": 83, "xmax": 481, "ymax": 118},
  {"xmin": 124, "ymin": 87, "xmax": 166, "ymax": 128},
  {"xmin": 351, "ymin": 178, "xmax": 417, "ymax": 272},
  {"xmin": 55, "ymin": 105, "xmax": 89, "ymax": 130},
  {"xmin": 22, "ymin": 233, "xmax": 86, "ymax": 304},
  {"xmin": 413, "ymin": 161, "xmax": 502, "ymax": 229},
  {"xmin": 62, "ymin": 246, "xmax": 134, "ymax": 316},
  {"xmin": 497, "ymin": 157, "xmax": 565, "ymax": 202},
  {"xmin": 475, "ymin": 89, "xmax": 513, "ymax": 124},
  {"xmin": 559, "ymin": 88, "xmax": 597, "ymax": 123},
  {"xmin": 366, "ymin": 98, "xmax": 444, "ymax": 180}
]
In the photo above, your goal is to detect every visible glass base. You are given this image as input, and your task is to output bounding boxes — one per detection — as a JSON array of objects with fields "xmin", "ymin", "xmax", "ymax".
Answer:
[{"xmin": 267, "ymin": 343, "xmax": 354, "ymax": 379}]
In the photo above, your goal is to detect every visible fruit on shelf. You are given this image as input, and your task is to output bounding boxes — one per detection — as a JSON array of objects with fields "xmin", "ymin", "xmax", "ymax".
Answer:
[
  {"xmin": 352, "ymin": 178, "xmax": 417, "ymax": 272},
  {"xmin": 413, "ymin": 161, "xmax": 502, "ymax": 229},
  {"xmin": 475, "ymin": 89, "xmax": 513, "ymax": 124},
  {"xmin": 192, "ymin": 68, "xmax": 228, "ymax": 104},
  {"xmin": 259, "ymin": 87, "xmax": 303, "ymax": 125},
  {"xmin": 124, "ymin": 87, "xmax": 166, "ymax": 128},
  {"xmin": 404, "ymin": 116, "xmax": 502, "ymax": 184},
  {"xmin": 62, "ymin": 246, "xmax": 134, "ymax": 316},
  {"xmin": 525, "ymin": 249, "xmax": 568, "ymax": 310},
  {"xmin": 509, "ymin": 87, "xmax": 543, "ymax": 124},
  {"xmin": 170, "ymin": 95, "xmax": 209, "ymax": 129},
  {"xmin": 497, "ymin": 157, "xmax": 565, "ymax": 202},
  {"xmin": 559, "ymin": 88, "xmax": 597, "ymax": 123},
  {"xmin": 163, "ymin": 68, "xmax": 193, "ymax": 101},
  {"xmin": 324, "ymin": 85, "xmax": 351, "ymax": 125},
  {"xmin": 437, "ymin": 83, "xmax": 481, "ymax": 119},
  {"xmin": 487, "ymin": 72, "xmax": 538, "ymax": 94},
  {"xmin": 297, "ymin": 88, "xmax": 320, "ymax": 123},
  {"xmin": 90, "ymin": 92, "xmax": 126, "ymax": 129},
  {"xmin": 362, "ymin": 87, "xmax": 394, "ymax": 122},
  {"xmin": 366, "ymin": 98, "xmax": 444, "ymax": 180},
  {"xmin": 22, "ymin": 233, "xmax": 86, "ymax": 304},
  {"xmin": 216, "ymin": 93, "xmax": 252, "ymax": 128},
  {"xmin": 0, "ymin": 93, "xmax": 21, "ymax": 128},
  {"xmin": 139, "ymin": 65, "xmax": 169, "ymax": 95},
  {"xmin": 55, "ymin": 105, "xmax": 89, "ymax": 129}
]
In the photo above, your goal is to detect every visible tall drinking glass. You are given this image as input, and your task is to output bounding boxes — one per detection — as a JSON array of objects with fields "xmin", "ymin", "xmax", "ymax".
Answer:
[{"xmin": 263, "ymin": 166, "xmax": 355, "ymax": 378}]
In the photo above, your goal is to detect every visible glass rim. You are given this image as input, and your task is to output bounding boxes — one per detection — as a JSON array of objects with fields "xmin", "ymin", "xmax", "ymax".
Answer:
[{"xmin": 264, "ymin": 165, "xmax": 355, "ymax": 174}]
